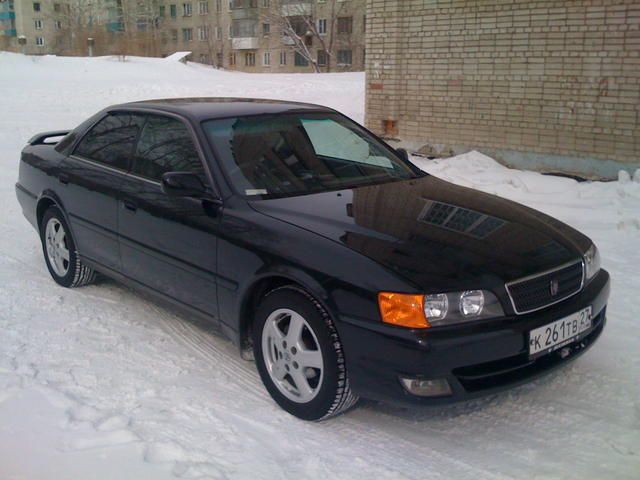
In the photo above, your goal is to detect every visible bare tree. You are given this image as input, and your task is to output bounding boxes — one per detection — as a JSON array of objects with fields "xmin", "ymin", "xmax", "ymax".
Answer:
[
  {"xmin": 205, "ymin": 27, "xmax": 225, "ymax": 68},
  {"xmin": 261, "ymin": 0, "xmax": 345, "ymax": 73},
  {"xmin": 44, "ymin": 1, "xmax": 101, "ymax": 56},
  {"xmin": 119, "ymin": 0, "xmax": 162, "ymax": 58}
]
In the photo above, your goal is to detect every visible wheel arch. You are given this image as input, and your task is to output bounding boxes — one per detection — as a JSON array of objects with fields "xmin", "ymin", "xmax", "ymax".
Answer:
[
  {"xmin": 237, "ymin": 270, "xmax": 333, "ymax": 355},
  {"xmin": 36, "ymin": 190, "xmax": 70, "ymax": 232}
]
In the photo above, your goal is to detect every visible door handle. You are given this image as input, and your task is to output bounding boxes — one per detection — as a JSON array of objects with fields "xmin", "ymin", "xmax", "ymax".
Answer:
[
  {"xmin": 122, "ymin": 200, "xmax": 137, "ymax": 212},
  {"xmin": 58, "ymin": 173, "xmax": 69, "ymax": 185}
]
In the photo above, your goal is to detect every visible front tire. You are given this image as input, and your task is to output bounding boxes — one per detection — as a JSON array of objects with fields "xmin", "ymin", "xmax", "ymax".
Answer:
[
  {"xmin": 40, "ymin": 206, "xmax": 96, "ymax": 288},
  {"xmin": 253, "ymin": 286, "xmax": 359, "ymax": 421}
]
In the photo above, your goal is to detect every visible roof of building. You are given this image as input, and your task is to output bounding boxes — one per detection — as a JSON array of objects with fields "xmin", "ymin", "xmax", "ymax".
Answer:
[{"xmin": 115, "ymin": 97, "xmax": 333, "ymax": 121}]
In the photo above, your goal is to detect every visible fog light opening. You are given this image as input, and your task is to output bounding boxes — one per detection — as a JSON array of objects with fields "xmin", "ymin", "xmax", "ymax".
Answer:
[{"xmin": 399, "ymin": 377, "xmax": 452, "ymax": 397}]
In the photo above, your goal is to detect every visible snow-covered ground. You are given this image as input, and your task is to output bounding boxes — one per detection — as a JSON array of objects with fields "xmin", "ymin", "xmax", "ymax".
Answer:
[{"xmin": 0, "ymin": 52, "xmax": 639, "ymax": 480}]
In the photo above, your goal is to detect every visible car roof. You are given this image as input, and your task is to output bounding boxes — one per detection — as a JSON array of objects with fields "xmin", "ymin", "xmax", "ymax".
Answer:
[{"xmin": 113, "ymin": 97, "xmax": 335, "ymax": 121}]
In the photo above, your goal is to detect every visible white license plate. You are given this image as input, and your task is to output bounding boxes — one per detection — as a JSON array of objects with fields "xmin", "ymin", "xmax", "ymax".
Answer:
[{"xmin": 528, "ymin": 306, "xmax": 592, "ymax": 358}]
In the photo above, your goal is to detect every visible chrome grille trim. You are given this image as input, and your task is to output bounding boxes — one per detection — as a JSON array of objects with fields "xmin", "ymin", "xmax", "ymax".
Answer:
[{"xmin": 505, "ymin": 259, "xmax": 585, "ymax": 315}]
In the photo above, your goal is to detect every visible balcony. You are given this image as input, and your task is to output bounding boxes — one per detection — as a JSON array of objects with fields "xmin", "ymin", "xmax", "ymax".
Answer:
[
  {"xmin": 281, "ymin": 1, "xmax": 312, "ymax": 16},
  {"xmin": 282, "ymin": 3, "xmax": 312, "ymax": 17},
  {"xmin": 230, "ymin": 0, "xmax": 258, "ymax": 18},
  {"xmin": 232, "ymin": 37, "xmax": 259, "ymax": 50},
  {"xmin": 231, "ymin": 8, "xmax": 258, "ymax": 20}
]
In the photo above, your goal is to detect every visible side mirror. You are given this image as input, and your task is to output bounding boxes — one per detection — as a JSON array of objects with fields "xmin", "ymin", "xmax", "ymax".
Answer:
[
  {"xmin": 396, "ymin": 148, "xmax": 410, "ymax": 162},
  {"xmin": 161, "ymin": 172, "xmax": 208, "ymax": 198}
]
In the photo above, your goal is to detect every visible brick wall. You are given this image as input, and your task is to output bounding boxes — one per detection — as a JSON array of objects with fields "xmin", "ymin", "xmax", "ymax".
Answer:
[{"xmin": 365, "ymin": 0, "xmax": 640, "ymax": 175}]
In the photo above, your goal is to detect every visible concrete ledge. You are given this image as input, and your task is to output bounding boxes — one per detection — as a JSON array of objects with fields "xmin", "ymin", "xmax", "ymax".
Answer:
[{"xmin": 387, "ymin": 139, "xmax": 639, "ymax": 181}]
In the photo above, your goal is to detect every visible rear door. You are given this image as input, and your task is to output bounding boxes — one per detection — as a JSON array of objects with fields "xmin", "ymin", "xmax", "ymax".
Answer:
[
  {"xmin": 59, "ymin": 112, "xmax": 145, "ymax": 271},
  {"xmin": 118, "ymin": 113, "xmax": 221, "ymax": 319}
]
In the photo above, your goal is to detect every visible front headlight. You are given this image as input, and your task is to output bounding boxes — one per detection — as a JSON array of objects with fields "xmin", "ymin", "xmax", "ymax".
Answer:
[
  {"xmin": 425, "ymin": 290, "xmax": 504, "ymax": 327},
  {"xmin": 378, "ymin": 290, "xmax": 504, "ymax": 328},
  {"xmin": 584, "ymin": 244, "xmax": 601, "ymax": 281}
]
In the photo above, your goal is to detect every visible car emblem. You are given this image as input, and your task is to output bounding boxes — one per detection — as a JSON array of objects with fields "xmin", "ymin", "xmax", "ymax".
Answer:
[{"xmin": 550, "ymin": 279, "xmax": 559, "ymax": 296}]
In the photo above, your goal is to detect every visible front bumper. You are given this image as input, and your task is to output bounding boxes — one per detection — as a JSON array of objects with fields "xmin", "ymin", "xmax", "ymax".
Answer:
[{"xmin": 339, "ymin": 269, "xmax": 610, "ymax": 406}]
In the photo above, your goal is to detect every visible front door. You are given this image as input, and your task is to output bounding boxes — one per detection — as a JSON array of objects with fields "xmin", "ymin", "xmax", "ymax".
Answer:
[{"xmin": 118, "ymin": 113, "xmax": 220, "ymax": 319}]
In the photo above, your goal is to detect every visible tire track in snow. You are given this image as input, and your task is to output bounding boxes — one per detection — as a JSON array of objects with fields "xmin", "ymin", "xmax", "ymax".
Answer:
[{"xmin": 140, "ymin": 300, "xmax": 268, "ymax": 400}]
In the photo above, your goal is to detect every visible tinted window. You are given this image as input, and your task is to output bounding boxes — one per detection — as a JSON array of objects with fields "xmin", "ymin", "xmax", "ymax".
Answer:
[
  {"xmin": 132, "ymin": 115, "xmax": 204, "ymax": 181},
  {"xmin": 202, "ymin": 113, "xmax": 417, "ymax": 198},
  {"xmin": 74, "ymin": 113, "xmax": 144, "ymax": 170}
]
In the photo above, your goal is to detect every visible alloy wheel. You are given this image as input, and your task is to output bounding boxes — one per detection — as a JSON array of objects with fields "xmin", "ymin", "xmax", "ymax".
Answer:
[
  {"xmin": 45, "ymin": 217, "xmax": 70, "ymax": 277},
  {"xmin": 261, "ymin": 308, "xmax": 324, "ymax": 403}
]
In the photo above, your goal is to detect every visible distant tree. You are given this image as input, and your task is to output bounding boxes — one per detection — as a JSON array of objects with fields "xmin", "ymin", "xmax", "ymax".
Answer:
[
  {"xmin": 260, "ymin": 0, "xmax": 345, "ymax": 73},
  {"xmin": 119, "ymin": 0, "xmax": 162, "ymax": 58}
]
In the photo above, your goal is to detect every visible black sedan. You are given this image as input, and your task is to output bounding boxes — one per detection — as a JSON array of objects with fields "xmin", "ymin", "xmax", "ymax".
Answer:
[{"xmin": 15, "ymin": 98, "xmax": 610, "ymax": 420}]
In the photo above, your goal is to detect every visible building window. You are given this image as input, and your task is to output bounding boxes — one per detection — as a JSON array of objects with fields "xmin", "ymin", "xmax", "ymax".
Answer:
[
  {"xmin": 199, "ymin": 53, "xmax": 209, "ymax": 63},
  {"xmin": 216, "ymin": 0, "xmax": 221, "ymax": 11},
  {"xmin": 54, "ymin": 20, "xmax": 62, "ymax": 30},
  {"xmin": 262, "ymin": 0, "xmax": 269, "ymax": 6},
  {"xmin": 171, "ymin": 29, "xmax": 178, "ymax": 41},
  {"xmin": 317, "ymin": 19, "xmax": 326, "ymax": 35},
  {"xmin": 182, "ymin": 28, "xmax": 193, "ymax": 42},
  {"xmin": 262, "ymin": 23, "xmax": 270, "ymax": 36},
  {"xmin": 199, "ymin": 1, "xmax": 208, "ymax": 14},
  {"xmin": 245, "ymin": 52, "xmax": 255, "ymax": 66},
  {"xmin": 215, "ymin": 26, "xmax": 222, "ymax": 39},
  {"xmin": 294, "ymin": 52, "xmax": 308, "ymax": 67},
  {"xmin": 33, "ymin": 2, "xmax": 41, "ymax": 12},
  {"xmin": 229, "ymin": 52, "xmax": 236, "ymax": 65},
  {"xmin": 159, "ymin": 5, "xmax": 165, "ymax": 17},
  {"xmin": 53, "ymin": 3, "xmax": 61, "ymax": 13},
  {"xmin": 34, "ymin": 20, "xmax": 43, "ymax": 30},
  {"xmin": 279, "ymin": 51, "xmax": 286, "ymax": 65},
  {"xmin": 263, "ymin": 51, "xmax": 270, "ymax": 66},
  {"xmin": 35, "ymin": 37, "xmax": 45, "ymax": 46},
  {"xmin": 337, "ymin": 16, "xmax": 352, "ymax": 34},
  {"xmin": 183, "ymin": 3, "xmax": 192, "ymax": 16},
  {"xmin": 337, "ymin": 49, "xmax": 352, "ymax": 65},
  {"xmin": 216, "ymin": 53, "xmax": 223, "ymax": 66},
  {"xmin": 170, "ymin": 4, "xmax": 177, "ymax": 17},
  {"xmin": 198, "ymin": 26, "xmax": 209, "ymax": 40},
  {"xmin": 317, "ymin": 50, "xmax": 327, "ymax": 66}
]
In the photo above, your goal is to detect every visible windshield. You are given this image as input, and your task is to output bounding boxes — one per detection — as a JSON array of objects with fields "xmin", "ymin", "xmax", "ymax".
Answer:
[{"xmin": 202, "ymin": 112, "xmax": 419, "ymax": 198}]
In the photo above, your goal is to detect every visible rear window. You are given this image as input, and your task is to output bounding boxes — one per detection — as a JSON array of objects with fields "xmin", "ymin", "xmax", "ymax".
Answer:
[{"xmin": 74, "ymin": 113, "xmax": 145, "ymax": 170}]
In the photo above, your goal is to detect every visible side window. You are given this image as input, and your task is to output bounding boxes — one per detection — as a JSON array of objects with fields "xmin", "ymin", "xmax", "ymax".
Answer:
[
  {"xmin": 132, "ymin": 115, "xmax": 204, "ymax": 182},
  {"xmin": 74, "ymin": 113, "xmax": 144, "ymax": 170}
]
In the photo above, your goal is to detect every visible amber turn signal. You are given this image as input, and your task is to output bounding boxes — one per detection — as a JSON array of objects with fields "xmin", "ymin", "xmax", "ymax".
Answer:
[{"xmin": 378, "ymin": 292, "xmax": 430, "ymax": 329}]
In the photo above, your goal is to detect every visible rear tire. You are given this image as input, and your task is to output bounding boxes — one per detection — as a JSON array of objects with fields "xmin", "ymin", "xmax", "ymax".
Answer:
[
  {"xmin": 40, "ymin": 206, "xmax": 96, "ymax": 288},
  {"xmin": 253, "ymin": 286, "xmax": 359, "ymax": 421}
]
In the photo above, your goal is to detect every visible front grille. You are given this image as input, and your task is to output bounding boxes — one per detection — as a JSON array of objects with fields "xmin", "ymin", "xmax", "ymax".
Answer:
[{"xmin": 506, "ymin": 260, "xmax": 584, "ymax": 314}]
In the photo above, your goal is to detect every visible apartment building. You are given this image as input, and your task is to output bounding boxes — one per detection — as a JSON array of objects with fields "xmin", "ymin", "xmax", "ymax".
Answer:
[
  {"xmin": 0, "ymin": 0, "xmax": 366, "ymax": 73},
  {"xmin": 154, "ymin": 0, "xmax": 365, "ymax": 72},
  {"xmin": 0, "ymin": 0, "xmax": 15, "ymax": 47},
  {"xmin": 0, "ymin": 0, "xmax": 125, "ymax": 55},
  {"xmin": 0, "ymin": 0, "xmax": 59, "ymax": 54}
]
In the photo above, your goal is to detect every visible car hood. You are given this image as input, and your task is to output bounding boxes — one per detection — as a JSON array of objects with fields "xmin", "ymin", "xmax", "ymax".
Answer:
[{"xmin": 249, "ymin": 175, "xmax": 591, "ymax": 291}]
